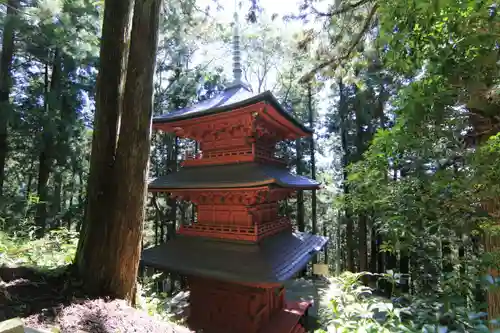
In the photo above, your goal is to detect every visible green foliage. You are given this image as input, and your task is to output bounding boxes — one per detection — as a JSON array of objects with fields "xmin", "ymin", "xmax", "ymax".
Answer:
[
  {"xmin": 318, "ymin": 272, "xmax": 492, "ymax": 333},
  {"xmin": 0, "ymin": 227, "xmax": 78, "ymax": 269},
  {"xmin": 317, "ymin": 272, "xmax": 412, "ymax": 333},
  {"xmin": 135, "ymin": 272, "xmax": 187, "ymax": 327},
  {"xmin": 292, "ymin": 0, "xmax": 500, "ymax": 327}
]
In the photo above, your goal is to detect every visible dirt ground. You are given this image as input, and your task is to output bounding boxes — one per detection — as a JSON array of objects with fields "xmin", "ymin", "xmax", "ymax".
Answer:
[{"xmin": 0, "ymin": 266, "xmax": 190, "ymax": 333}]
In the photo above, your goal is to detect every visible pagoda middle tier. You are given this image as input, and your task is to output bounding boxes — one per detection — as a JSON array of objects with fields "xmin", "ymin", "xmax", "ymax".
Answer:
[{"xmin": 149, "ymin": 163, "xmax": 318, "ymax": 242}]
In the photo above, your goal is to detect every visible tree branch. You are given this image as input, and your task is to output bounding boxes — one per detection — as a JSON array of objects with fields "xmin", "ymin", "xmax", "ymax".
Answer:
[
  {"xmin": 311, "ymin": 0, "xmax": 372, "ymax": 17},
  {"xmin": 299, "ymin": 3, "xmax": 378, "ymax": 84}
]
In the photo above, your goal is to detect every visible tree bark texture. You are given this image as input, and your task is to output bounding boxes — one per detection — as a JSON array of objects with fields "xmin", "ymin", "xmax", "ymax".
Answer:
[
  {"xmin": 0, "ymin": 0, "xmax": 19, "ymax": 197},
  {"xmin": 76, "ymin": 0, "xmax": 162, "ymax": 302}
]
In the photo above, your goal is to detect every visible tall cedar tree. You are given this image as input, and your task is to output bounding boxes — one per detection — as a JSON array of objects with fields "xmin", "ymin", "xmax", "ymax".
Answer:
[
  {"xmin": 0, "ymin": 0, "xmax": 19, "ymax": 197},
  {"xmin": 76, "ymin": 0, "xmax": 162, "ymax": 301}
]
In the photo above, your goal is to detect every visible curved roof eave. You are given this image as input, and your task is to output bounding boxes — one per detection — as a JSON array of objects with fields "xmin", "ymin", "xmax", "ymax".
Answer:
[{"xmin": 152, "ymin": 90, "xmax": 313, "ymax": 135}]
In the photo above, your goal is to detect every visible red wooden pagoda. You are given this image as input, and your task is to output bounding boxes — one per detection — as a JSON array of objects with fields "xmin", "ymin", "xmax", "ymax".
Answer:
[{"xmin": 141, "ymin": 10, "xmax": 327, "ymax": 333}]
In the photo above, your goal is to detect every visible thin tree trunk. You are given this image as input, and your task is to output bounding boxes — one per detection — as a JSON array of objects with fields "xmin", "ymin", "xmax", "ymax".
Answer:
[
  {"xmin": 153, "ymin": 197, "xmax": 160, "ymax": 246},
  {"xmin": 485, "ymin": 232, "xmax": 500, "ymax": 326},
  {"xmin": 296, "ymin": 137, "xmax": 306, "ymax": 276},
  {"xmin": 76, "ymin": 170, "xmax": 85, "ymax": 232},
  {"xmin": 382, "ymin": 167, "xmax": 399, "ymax": 296},
  {"xmin": 160, "ymin": 195, "xmax": 166, "ymax": 243},
  {"xmin": 191, "ymin": 141, "xmax": 198, "ymax": 224},
  {"xmin": 68, "ymin": 166, "xmax": 77, "ymax": 211},
  {"xmin": 166, "ymin": 135, "xmax": 178, "ymax": 241},
  {"xmin": 370, "ymin": 222, "xmax": 377, "ymax": 272},
  {"xmin": 358, "ymin": 214, "xmax": 368, "ymax": 272},
  {"xmin": 0, "ymin": 0, "xmax": 19, "ymax": 197},
  {"xmin": 353, "ymin": 84, "xmax": 368, "ymax": 272},
  {"xmin": 296, "ymin": 138, "xmax": 305, "ymax": 232},
  {"xmin": 35, "ymin": 51, "xmax": 61, "ymax": 237},
  {"xmin": 335, "ymin": 211, "xmax": 341, "ymax": 275},
  {"xmin": 399, "ymin": 251, "xmax": 410, "ymax": 292},
  {"xmin": 51, "ymin": 170, "xmax": 63, "ymax": 226},
  {"xmin": 308, "ymin": 83, "xmax": 318, "ymax": 266},
  {"xmin": 323, "ymin": 221, "xmax": 329, "ymax": 265},
  {"xmin": 376, "ymin": 86, "xmax": 387, "ymax": 275},
  {"xmin": 26, "ymin": 172, "xmax": 33, "ymax": 199},
  {"xmin": 338, "ymin": 78, "xmax": 354, "ymax": 272}
]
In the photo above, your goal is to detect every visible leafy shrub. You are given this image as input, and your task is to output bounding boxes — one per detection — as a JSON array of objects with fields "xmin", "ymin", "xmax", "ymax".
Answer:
[
  {"xmin": 136, "ymin": 272, "xmax": 187, "ymax": 326},
  {"xmin": 317, "ymin": 272, "xmax": 491, "ymax": 333},
  {"xmin": 0, "ymin": 227, "xmax": 78, "ymax": 269}
]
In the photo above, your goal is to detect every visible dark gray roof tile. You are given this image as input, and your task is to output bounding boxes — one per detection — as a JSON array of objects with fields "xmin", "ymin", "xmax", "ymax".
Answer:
[
  {"xmin": 152, "ymin": 84, "xmax": 312, "ymax": 134},
  {"xmin": 148, "ymin": 163, "xmax": 319, "ymax": 190},
  {"xmin": 140, "ymin": 231, "xmax": 328, "ymax": 284}
]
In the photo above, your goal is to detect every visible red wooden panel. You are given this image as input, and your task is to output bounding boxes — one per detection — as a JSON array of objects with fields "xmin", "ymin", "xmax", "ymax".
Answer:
[{"xmin": 187, "ymin": 277, "xmax": 285, "ymax": 333}]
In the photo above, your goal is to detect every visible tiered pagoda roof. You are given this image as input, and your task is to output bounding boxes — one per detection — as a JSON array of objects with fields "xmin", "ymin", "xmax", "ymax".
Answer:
[
  {"xmin": 142, "ymin": 231, "xmax": 325, "ymax": 285},
  {"xmin": 149, "ymin": 162, "xmax": 319, "ymax": 191},
  {"xmin": 153, "ymin": 84, "xmax": 311, "ymax": 136}
]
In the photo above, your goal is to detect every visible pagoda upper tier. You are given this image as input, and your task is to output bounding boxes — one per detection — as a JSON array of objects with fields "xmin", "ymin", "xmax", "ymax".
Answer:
[{"xmin": 153, "ymin": 83, "xmax": 311, "ymax": 167}]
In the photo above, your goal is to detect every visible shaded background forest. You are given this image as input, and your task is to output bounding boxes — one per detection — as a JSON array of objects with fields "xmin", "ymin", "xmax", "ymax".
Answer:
[{"xmin": 1, "ymin": 0, "xmax": 500, "ymax": 331}]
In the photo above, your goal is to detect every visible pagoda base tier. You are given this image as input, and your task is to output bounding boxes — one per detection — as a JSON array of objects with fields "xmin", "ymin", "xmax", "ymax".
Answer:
[{"xmin": 186, "ymin": 276, "xmax": 310, "ymax": 333}]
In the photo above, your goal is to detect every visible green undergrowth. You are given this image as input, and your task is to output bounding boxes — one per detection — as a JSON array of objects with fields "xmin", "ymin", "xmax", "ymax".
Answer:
[
  {"xmin": 3, "ymin": 228, "xmax": 495, "ymax": 332},
  {"xmin": 0, "ymin": 227, "xmax": 180, "ymax": 326},
  {"xmin": 0, "ymin": 228, "xmax": 78, "ymax": 270},
  {"xmin": 317, "ymin": 272, "xmax": 492, "ymax": 333},
  {"xmin": 136, "ymin": 272, "xmax": 187, "ymax": 326}
]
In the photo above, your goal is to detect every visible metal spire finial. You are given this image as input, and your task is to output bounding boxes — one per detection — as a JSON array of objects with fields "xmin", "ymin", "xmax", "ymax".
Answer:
[{"xmin": 232, "ymin": 3, "xmax": 242, "ymax": 85}]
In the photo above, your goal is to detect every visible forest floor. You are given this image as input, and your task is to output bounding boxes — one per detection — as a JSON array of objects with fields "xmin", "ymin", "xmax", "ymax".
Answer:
[{"xmin": 0, "ymin": 265, "xmax": 190, "ymax": 333}]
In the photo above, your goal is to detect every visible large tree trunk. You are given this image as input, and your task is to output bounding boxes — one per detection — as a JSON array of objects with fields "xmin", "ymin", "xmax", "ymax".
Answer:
[
  {"xmin": 75, "ymin": 0, "xmax": 161, "ymax": 303},
  {"xmin": 75, "ymin": 0, "xmax": 134, "ymax": 293},
  {"xmin": 0, "ymin": 0, "xmax": 19, "ymax": 197}
]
